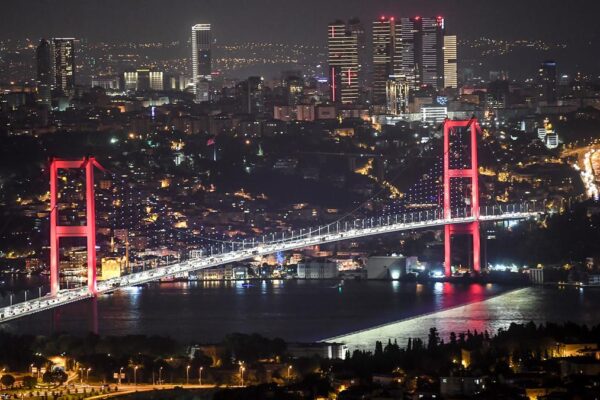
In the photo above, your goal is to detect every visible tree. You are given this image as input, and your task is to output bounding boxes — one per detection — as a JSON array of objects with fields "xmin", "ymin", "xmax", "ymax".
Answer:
[
  {"xmin": 427, "ymin": 328, "xmax": 440, "ymax": 350},
  {"xmin": 22, "ymin": 376, "xmax": 37, "ymax": 389},
  {"xmin": 0, "ymin": 374, "xmax": 15, "ymax": 389}
]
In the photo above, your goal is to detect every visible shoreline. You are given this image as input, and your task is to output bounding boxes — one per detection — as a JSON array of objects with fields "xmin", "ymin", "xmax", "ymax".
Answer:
[{"xmin": 321, "ymin": 286, "xmax": 531, "ymax": 344}]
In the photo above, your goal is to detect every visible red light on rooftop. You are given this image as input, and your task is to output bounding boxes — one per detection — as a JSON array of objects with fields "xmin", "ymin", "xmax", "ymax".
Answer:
[
  {"xmin": 380, "ymin": 15, "xmax": 386, "ymax": 21},
  {"xmin": 415, "ymin": 16, "xmax": 421, "ymax": 20},
  {"xmin": 390, "ymin": 17, "xmax": 395, "ymax": 21}
]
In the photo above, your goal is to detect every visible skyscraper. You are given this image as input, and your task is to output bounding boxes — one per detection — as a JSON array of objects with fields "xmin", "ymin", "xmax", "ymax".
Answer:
[
  {"xmin": 347, "ymin": 19, "xmax": 368, "ymax": 92},
  {"xmin": 372, "ymin": 17, "xmax": 401, "ymax": 105},
  {"xmin": 538, "ymin": 60, "xmax": 558, "ymax": 104},
  {"xmin": 328, "ymin": 20, "xmax": 360, "ymax": 104},
  {"xmin": 400, "ymin": 16, "xmax": 445, "ymax": 90},
  {"xmin": 399, "ymin": 17, "xmax": 420, "ymax": 89},
  {"xmin": 443, "ymin": 35, "xmax": 458, "ymax": 89},
  {"xmin": 52, "ymin": 38, "xmax": 76, "ymax": 95},
  {"xmin": 36, "ymin": 38, "xmax": 53, "ymax": 106},
  {"xmin": 421, "ymin": 17, "xmax": 445, "ymax": 89},
  {"xmin": 191, "ymin": 24, "xmax": 212, "ymax": 102}
]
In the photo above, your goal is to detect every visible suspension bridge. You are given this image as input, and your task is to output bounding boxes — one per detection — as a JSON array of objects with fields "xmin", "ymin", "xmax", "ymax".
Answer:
[{"xmin": 0, "ymin": 119, "xmax": 546, "ymax": 324}]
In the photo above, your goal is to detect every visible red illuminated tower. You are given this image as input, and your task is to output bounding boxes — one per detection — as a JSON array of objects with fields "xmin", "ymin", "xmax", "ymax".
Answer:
[
  {"xmin": 50, "ymin": 157, "xmax": 104, "ymax": 296},
  {"xmin": 443, "ymin": 119, "xmax": 480, "ymax": 277}
]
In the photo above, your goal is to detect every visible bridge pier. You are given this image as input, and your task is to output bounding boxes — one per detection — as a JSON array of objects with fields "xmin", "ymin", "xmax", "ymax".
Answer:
[
  {"xmin": 443, "ymin": 119, "xmax": 481, "ymax": 277},
  {"xmin": 50, "ymin": 157, "xmax": 104, "ymax": 296}
]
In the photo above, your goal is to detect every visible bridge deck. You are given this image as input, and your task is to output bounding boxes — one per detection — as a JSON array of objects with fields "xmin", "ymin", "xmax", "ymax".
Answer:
[{"xmin": 0, "ymin": 206, "xmax": 540, "ymax": 324}]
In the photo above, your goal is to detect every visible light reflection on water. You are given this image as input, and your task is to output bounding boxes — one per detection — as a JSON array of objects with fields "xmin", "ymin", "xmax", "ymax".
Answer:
[
  {"xmin": 326, "ymin": 286, "xmax": 600, "ymax": 351},
  {"xmin": 3, "ymin": 281, "xmax": 599, "ymax": 346}
]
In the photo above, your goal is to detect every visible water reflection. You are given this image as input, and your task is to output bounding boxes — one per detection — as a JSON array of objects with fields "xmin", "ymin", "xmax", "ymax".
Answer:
[
  {"xmin": 6, "ymin": 282, "xmax": 598, "ymax": 347},
  {"xmin": 327, "ymin": 287, "xmax": 600, "ymax": 351}
]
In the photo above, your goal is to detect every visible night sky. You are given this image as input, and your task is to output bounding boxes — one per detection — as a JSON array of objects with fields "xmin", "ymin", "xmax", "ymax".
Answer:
[{"xmin": 1, "ymin": 0, "xmax": 599, "ymax": 45}]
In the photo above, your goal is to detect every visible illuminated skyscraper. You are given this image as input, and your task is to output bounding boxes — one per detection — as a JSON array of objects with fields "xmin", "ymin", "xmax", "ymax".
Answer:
[
  {"xmin": 443, "ymin": 35, "xmax": 458, "ymax": 88},
  {"xmin": 191, "ymin": 23, "xmax": 212, "ymax": 102},
  {"xmin": 399, "ymin": 17, "xmax": 419, "ymax": 89},
  {"xmin": 328, "ymin": 20, "xmax": 360, "ymax": 104},
  {"xmin": 36, "ymin": 38, "xmax": 53, "ymax": 106},
  {"xmin": 399, "ymin": 17, "xmax": 445, "ymax": 90},
  {"xmin": 52, "ymin": 38, "xmax": 75, "ymax": 95},
  {"xmin": 386, "ymin": 78, "xmax": 409, "ymax": 115},
  {"xmin": 538, "ymin": 60, "xmax": 557, "ymax": 104},
  {"xmin": 421, "ymin": 17, "xmax": 445, "ymax": 89},
  {"xmin": 347, "ymin": 19, "xmax": 368, "ymax": 91},
  {"xmin": 372, "ymin": 17, "xmax": 401, "ymax": 105}
]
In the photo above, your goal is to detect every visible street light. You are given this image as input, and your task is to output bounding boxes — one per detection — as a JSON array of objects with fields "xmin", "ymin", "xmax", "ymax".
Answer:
[
  {"xmin": 86, "ymin": 368, "xmax": 91, "ymax": 383},
  {"xmin": 287, "ymin": 365, "xmax": 292, "ymax": 380},
  {"xmin": 186, "ymin": 365, "xmax": 190, "ymax": 385},
  {"xmin": 198, "ymin": 367, "xmax": 203, "ymax": 386},
  {"xmin": 134, "ymin": 366, "xmax": 138, "ymax": 385},
  {"xmin": 158, "ymin": 366, "xmax": 163, "ymax": 385},
  {"xmin": 240, "ymin": 366, "xmax": 245, "ymax": 387},
  {"xmin": 118, "ymin": 367, "xmax": 123, "ymax": 385}
]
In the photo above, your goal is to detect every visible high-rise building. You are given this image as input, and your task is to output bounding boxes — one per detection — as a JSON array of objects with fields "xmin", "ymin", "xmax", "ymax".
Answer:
[
  {"xmin": 421, "ymin": 17, "xmax": 445, "ymax": 89},
  {"xmin": 52, "ymin": 38, "xmax": 76, "ymax": 95},
  {"xmin": 191, "ymin": 24, "xmax": 212, "ymax": 102},
  {"xmin": 36, "ymin": 38, "xmax": 53, "ymax": 106},
  {"xmin": 123, "ymin": 68, "xmax": 164, "ymax": 91},
  {"xmin": 328, "ymin": 20, "xmax": 360, "ymax": 104},
  {"xmin": 386, "ymin": 78, "xmax": 409, "ymax": 115},
  {"xmin": 237, "ymin": 76, "xmax": 264, "ymax": 114},
  {"xmin": 399, "ymin": 17, "xmax": 445, "ymax": 90},
  {"xmin": 443, "ymin": 35, "xmax": 458, "ymax": 89},
  {"xmin": 372, "ymin": 17, "xmax": 401, "ymax": 104},
  {"xmin": 538, "ymin": 60, "xmax": 557, "ymax": 104},
  {"xmin": 399, "ymin": 17, "xmax": 420, "ymax": 89},
  {"xmin": 347, "ymin": 19, "xmax": 368, "ymax": 91}
]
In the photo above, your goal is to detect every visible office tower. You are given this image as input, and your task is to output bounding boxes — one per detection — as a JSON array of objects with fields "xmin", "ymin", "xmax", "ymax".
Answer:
[
  {"xmin": 347, "ymin": 19, "xmax": 368, "ymax": 90},
  {"xmin": 386, "ymin": 78, "xmax": 409, "ymax": 115},
  {"xmin": 191, "ymin": 24, "xmax": 212, "ymax": 102},
  {"xmin": 123, "ymin": 68, "xmax": 164, "ymax": 91},
  {"xmin": 421, "ymin": 17, "xmax": 445, "ymax": 89},
  {"xmin": 237, "ymin": 76, "xmax": 264, "ymax": 114},
  {"xmin": 52, "ymin": 38, "xmax": 76, "ymax": 95},
  {"xmin": 538, "ymin": 60, "xmax": 557, "ymax": 104},
  {"xmin": 399, "ymin": 17, "xmax": 420, "ymax": 89},
  {"xmin": 328, "ymin": 20, "xmax": 360, "ymax": 104},
  {"xmin": 443, "ymin": 35, "xmax": 458, "ymax": 88},
  {"xmin": 372, "ymin": 17, "xmax": 401, "ymax": 105},
  {"xmin": 36, "ymin": 38, "xmax": 53, "ymax": 106},
  {"xmin": 400, "ymin": 16, "xmax": 445, "ymax": 90}
]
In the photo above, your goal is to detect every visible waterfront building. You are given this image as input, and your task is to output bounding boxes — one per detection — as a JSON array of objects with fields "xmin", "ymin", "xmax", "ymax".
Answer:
[
  {"xmin": 366, "ymin": 256, "xmax": 406, "ymax": 279},
  {"xmin": 297, "ymin": 260, "xmax": 338, "ymax": 279}
]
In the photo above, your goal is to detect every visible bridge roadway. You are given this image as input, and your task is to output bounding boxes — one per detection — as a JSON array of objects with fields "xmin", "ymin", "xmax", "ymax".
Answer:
[{"xmin": 0, "ymin": 203, "xmax": 541, "ymax": 324}]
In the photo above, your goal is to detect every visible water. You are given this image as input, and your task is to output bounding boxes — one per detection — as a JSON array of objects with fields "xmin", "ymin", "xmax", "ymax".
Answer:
[{"xmin": 2, "ymin": 280, "xmax": 600, "ymax": 349}]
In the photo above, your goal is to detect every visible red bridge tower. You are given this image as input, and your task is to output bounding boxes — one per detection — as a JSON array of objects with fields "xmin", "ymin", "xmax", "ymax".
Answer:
[
  {"xmin": 50, "ymin": 157, "xmax": 105, "ymax": 296},
  {"xmin": 443, "ymin": 119, "xmax": 481, "ymax": 277}
]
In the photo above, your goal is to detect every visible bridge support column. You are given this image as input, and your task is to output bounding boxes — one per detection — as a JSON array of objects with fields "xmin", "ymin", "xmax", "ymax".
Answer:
[
  {"xmin": 444, "ymin": 222, "xmax": 481, "ymax": 276},
  {"xmin": 50, "ymin": 157, "xmax": 104, "ymax": 296},
  {"xmin": 443, "ymin": 119, "xmax": 481, "ymax": 277}
]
